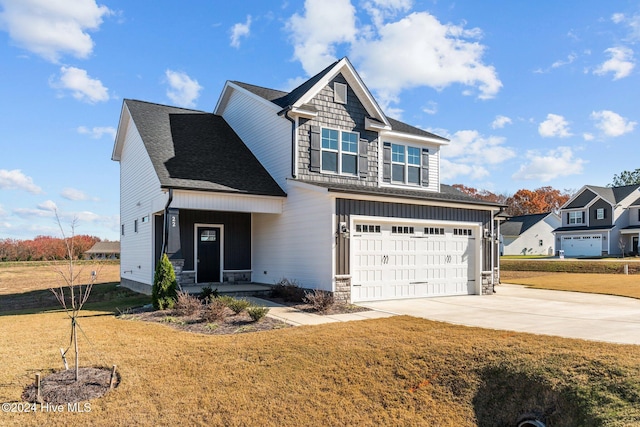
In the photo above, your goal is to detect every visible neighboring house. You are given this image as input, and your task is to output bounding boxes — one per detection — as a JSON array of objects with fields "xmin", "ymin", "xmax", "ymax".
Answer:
[
  {"xmin": 500, "ymin": 213, "xmax": 560, "ymax": 256},
  {"xmin": 84, "ymin": 241, "xmax": 120, "ymax": 260},
  {"xmin": 553, "ymin": 184, "xmax": 640, "ymax": 257},
  {"xmin": 112, "ymin": 57, "xmax": 503, "ymax": 302}
]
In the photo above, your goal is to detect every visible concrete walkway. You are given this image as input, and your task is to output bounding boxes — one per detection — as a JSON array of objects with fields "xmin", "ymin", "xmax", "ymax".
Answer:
[
  {"xmin": 246, "ymin": 297, "xmax": 394, "ymax": 326},
  {"xmin": 357, "ymin": 284, "xmax": 640, "ymax": 345}
]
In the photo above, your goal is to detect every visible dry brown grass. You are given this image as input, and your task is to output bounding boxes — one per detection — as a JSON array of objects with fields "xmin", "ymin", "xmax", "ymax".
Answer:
[
  {"xmin": 1, "ymin": 311, "xmax": 639, "ymax": 426},
  {"xmin": 0, "ymin": 262, "xmax": 120, "ymax": 296},
  {"xmin": 501, "ymin": 271, "xmax": 640, "ymax": 299}
]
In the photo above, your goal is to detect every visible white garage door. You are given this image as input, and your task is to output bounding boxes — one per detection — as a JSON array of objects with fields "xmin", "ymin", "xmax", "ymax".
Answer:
[
  {"xmin": 561, "ymin": 235, "xmax": 601, "ymax": 257},
  {"xmin": 351, "ymin": 222, "xmax": 478, "ymax": 302}
]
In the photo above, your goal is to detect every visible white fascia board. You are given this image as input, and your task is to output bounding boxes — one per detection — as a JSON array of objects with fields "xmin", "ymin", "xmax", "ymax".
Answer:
[
  {"xmin": 365, "ymin": 117, "xmax": 391, "ymax": 131},
  {"xmin": 289, "ymin": 106, "xmax": 318, "ymax": 119},
  {"xmin": 293, "ymin": 58, "xmax": 390, "ymax": 126},
  {"xmin": 112, "ymin": 102, "xmax": 131, "ymax": 161},
  {"xmin": 379, "ymin": 129, "xmax": 449, "ymax": 146},
  {"xmin": 214, "ymin": 81, "xmax": 282, "ymax": 115},
  {"xmin": 287, "ymin": 179, "xmax": 331, "ymax": 194}
]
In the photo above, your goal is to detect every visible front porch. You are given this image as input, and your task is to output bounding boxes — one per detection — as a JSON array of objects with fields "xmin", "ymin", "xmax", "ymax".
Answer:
[{"xmin": 181, "ymin": 282, "xmax": 272, "ymax": 298}]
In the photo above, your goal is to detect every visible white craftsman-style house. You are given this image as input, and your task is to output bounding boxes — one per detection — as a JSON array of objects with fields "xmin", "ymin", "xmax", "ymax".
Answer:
[
  {"xmin": 500, "ymin": 213, "xmax": 560, "ymax": 256},
  {"xmin": 553, "ymin": 184, "xmax": 640, "ymax": 257},
  {"xmin": 112, "ymin": 57, "xmax": 503, "ymax": 302}
]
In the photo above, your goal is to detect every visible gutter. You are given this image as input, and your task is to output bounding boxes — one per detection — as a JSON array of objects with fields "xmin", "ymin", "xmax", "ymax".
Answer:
[{"xmin": 278, "ymin": 106, "xmax": 297, "ymax": 179}]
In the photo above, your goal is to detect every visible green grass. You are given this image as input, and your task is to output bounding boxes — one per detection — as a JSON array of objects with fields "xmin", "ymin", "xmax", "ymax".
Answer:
[{"xmin": 501, "ymin": 258, "xmax": 640, "ymax": 274}]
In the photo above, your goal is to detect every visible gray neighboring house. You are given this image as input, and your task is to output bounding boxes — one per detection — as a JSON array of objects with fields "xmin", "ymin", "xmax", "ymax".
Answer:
[
  {"xmin": 112, "ymin": 57, "xmax": 503, "ymax": 302},
  {"xmin": 84, "ymin": 241, "xmax": 120, "ymax": 260},
  {"xmin": 553, "ymin": 184, "xmax": 640, "ymax": 257},
  {"xmin": 500, "ymin": 213, "xmax": 560, "ymax": 256}
]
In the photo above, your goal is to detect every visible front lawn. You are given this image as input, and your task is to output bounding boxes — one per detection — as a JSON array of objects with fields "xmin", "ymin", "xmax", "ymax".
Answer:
[{"xmin": 501, "ymin": 271, "xmax": 640, "ymax": 299}]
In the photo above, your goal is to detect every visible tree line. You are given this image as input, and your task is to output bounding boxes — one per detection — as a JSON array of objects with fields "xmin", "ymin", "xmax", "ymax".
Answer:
[{"xmin": 0, "ymin": 235, "xmax": 102, "ymax": 262}]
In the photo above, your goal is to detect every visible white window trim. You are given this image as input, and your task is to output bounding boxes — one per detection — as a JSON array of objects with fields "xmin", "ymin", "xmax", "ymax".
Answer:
[
  {"xmin": 390, "ymin": 143, "xmax": 421, "ymax": 186},
  {"xmin": 569, "ymin": 211, "xmax": 583, "ymax": 224},
  {"xmin": 320, "ymin": 127, "xmax": 359, "ymax": 176},
  {"xmin": 596, "ymin": 208, "xmax": 605, "ymax": 220}
]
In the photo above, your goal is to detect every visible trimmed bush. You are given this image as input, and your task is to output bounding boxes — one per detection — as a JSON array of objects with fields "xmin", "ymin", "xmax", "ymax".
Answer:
[
  {"xmin": 270, "ymin": 278, "xmax": 306, "ymax": 302},
  {"xmin": 226, "ymin": 298, "xmax": 251, "ymax": 315},
  {"xmin": 152, "ymin": 254, "xmax": 178, "ymax": 310},
  {"xmin": 304, "ymin": 289, "xmax": 334, "ymax": 313},
  {"xmin": 247, "ymin": 305, "xmax": 270, "ymax": 322}
]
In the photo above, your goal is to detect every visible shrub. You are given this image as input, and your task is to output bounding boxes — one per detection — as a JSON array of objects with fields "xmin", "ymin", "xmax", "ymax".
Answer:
[
  {"xmin": 304, "ymin": 289, "xmax": 334, "ymax": 313},
  {"xmin": 270, "ymin": 278, "xmax": 306, "ymax": 302},
  {"xmin": 216, "ymin": 295, "xmax": 236, "ymax": 307},
  {"xmin": 202, "ymin": 299, "xmax": 228, "ymax": 323},
  {"xmin": 175, "ymin": 291, "xmax": 201, "ymax": 317},
  {"xmin": 247, "ymin": 305, "xmax": 270, "ymax": 322},
  {"xmin": 226, "ymin": 298, "xmax": 251, "ymax": 315},
  {"xmin": 198, "ymin": 286, "xmax": 219, "ymax": 302},
  {"xmin": 152, "ymin": 254, "xmax": 178, "ymax": 310}
]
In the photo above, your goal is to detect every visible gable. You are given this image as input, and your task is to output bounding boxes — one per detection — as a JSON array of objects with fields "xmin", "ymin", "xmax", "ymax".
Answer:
[
  {"xmin": 565, "ymin": 189, "xmax": 597, "ymax": 209},
  {"xmin": 501, "ymin": 213, "xmax": 550, "ymax": 236}
]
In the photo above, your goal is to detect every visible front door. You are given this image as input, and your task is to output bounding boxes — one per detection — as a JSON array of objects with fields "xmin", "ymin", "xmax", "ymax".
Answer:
[
  {"xmin": 633, "ymin": 236, "xmax": 639, "ymax": 254},
  {"xmin": 197, "ymin": 227, "xmax": 221, "ymax": 283}
]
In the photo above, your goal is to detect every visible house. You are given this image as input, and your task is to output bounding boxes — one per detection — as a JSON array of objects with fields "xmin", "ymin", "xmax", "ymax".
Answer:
[
  {"xmin": 112, "ymin": 57, "xmax": 503, "ymax": 302},
  {"xmin": 553, "ymin": 184, "xmax": 640, "ymax": 257},
  {"xmin": 500, "ymin": 213, "xmax": 560, "ymax": 256},
  {"xmin": 84, "ymin": 241, "xmax": 120, "ymax": 260}
]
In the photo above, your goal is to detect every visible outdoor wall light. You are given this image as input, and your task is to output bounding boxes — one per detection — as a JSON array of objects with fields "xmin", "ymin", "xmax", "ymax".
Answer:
[{"xmin": 339, "ymin": 222, "xmax": 350, "ymax": 239}]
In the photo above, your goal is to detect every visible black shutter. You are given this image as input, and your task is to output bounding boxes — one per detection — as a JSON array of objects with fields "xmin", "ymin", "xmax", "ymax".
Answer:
[
  {"xmin": 383, "ymin": 142, "xmax": 391, "ymax": 183},
  {"xmin": 582, "ymin": 211, "xmax": 585, "ymax": 223},
  {"xmin": 421, "ymin": 148, "xmax": 429, "ymax": 187},
  {"xmin": 566, "ymin": 213, "xmax": 569, "ymax": 223},
  {"xmin": 310, "ymin": 126, "xmax": 321, "ymax": 173},
  {"xmin": 359, "ymin": 138, "xmax": 368, "ymax": 179}
]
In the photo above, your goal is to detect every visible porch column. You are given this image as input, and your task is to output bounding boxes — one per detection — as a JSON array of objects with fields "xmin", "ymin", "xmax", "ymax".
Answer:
[{"xmin": 166, "ymin": 207, "xmax": 184, "ymax": 286}]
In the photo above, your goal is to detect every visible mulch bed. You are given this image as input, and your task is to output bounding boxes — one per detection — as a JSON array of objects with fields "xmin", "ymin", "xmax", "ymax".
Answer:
[
  {"xmin": 261, "ymin": 297, "xmax": 370, "ymax": 316},
  {"xmin": 22, "ymin": 367, "xmax": 117, "ymax": 404},
  {"xmin": 118, "ymin": 306, "xmax": 290, "ymax": 335}
]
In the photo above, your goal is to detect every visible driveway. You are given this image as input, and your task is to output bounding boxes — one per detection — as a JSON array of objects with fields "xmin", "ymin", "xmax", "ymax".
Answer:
[{"xmin": 357, "ymin": 284, "xmax": 640, "ymax": 345}]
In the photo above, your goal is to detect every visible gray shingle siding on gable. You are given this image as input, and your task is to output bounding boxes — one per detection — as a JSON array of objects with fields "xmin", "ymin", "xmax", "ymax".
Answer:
[{"xmin": 297, "ymin": 74, "xmax": 379, "ymax": 187}]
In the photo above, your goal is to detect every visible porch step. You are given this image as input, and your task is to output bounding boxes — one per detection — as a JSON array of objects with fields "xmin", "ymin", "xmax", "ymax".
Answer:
[{"xmin": 180, "ymin": 283, "xmax": 272, "ymax": 298}]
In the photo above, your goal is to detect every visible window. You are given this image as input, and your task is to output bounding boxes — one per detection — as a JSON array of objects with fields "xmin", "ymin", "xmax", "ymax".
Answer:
[
  {"xmin": 321, "ymin": 128, "xmax": 358, "ymax": 175},
  {"xmin": 141, "ymin": 215, "xmax": 149, "ymax": 223},
  {"xmin": 200, "ymin": 229, "xmax": 217, "ymax": 241},
  {"xmin": 391, "ymin": 143, "xmax": 421, "ymax": 185},
  {"xmin": 392, "ymin": 226, "xmax": 414, "ymax": 234},
  {"xmin": 596, "ymin": 208, "xmax": 605, "ymax": 220},
  {"xmin": 424, "ymin": 227, "xmax": 445, "ymax": 235},
  {"xmin": 121, "ymin": 224, "xmax": 125, "ymax": 236},
  {"xmin": 134, "ymin": 219, "xmax": 138, "ymax": 233},
  {"xmin": 569, "ymin": 211, "xmax": 583, "ymax": 224},
  {"xmin": 355, "ymin": 224, "xmax": 381, "ymax": 233},
  {"xmin": 453, "ymin": 228, "xmax": 472, "ymax": 236}
]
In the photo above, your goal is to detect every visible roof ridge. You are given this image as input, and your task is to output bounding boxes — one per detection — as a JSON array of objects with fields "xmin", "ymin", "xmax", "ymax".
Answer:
[{"xmin": 124, "ymin": 98, "xmax": 208, "ymax": 114}]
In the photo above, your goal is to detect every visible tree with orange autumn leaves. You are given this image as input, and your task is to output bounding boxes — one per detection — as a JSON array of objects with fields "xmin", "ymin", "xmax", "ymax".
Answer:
[{"xmin": 453, "ymin": 184, "xmax": 572, "ymax": 217}]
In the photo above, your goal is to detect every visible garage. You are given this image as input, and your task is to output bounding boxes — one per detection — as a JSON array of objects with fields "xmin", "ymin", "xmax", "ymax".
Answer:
[
  {"xmin": 561, "ymin": 235, "xmax": 602, "ymax": 257},
  {"xmin": 350, "ymin": 220, "xmax": 480, "ymax": 302}
]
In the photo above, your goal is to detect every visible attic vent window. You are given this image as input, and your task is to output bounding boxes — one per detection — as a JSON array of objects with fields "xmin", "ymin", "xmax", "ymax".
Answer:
[{"xmin": 334, "ymin": 82, "xmax": 347, "ymax": 104}]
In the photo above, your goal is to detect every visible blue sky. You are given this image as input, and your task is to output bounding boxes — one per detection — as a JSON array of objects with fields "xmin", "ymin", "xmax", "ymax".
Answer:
[{"xmin": 1, "ymin": 0, "xmax": 639, "ymax": 241}]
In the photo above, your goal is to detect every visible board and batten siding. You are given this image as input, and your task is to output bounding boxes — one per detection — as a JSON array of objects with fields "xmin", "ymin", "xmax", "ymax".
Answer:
[
  {"xmin": 119, "ymin": 115, "xmax": 166, "ymax": 286},
  {"xmin": 252, "ymin": 182, "xmax": 334, "ymax": 291},
  {"xmin": 220, "ymin": 88, "xmax": 292, "ymax": 189},
  {"xmin": 334, "ymin": 198, "xmax": 493, "ymax": 275}
]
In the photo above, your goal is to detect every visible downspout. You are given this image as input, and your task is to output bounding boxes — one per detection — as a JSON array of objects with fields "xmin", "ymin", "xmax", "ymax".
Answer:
[
  {"xmin": 161, "ymin": 188, "xmax": 174, "ymax": 256},
  {"xmin": 492, "ymin": 206, "xmax": 505, "ymax": 290},
  {"xmin": 278, "ymin": 106, "xmax": 297, "ymax": 179}
]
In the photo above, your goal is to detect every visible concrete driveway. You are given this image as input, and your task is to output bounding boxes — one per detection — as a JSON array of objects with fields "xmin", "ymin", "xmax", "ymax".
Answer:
[{"xmin": 358, "ymin": 284, "xmax": 640, "ymax": 345}]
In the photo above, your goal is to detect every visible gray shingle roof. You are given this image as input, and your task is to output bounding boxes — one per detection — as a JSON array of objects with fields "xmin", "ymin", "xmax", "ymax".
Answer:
[
  {"xmin": 124, "ymin": 99, "xmax": 286, "ymax": 197},
  {"xmin": 85, "ymin": 241, "xmax": 120, "ymax": 254},
  {"xmin": 292, "ymin": 180, "xmax": 504, "ymax": 207},
  {"xmin": 501, "ymin": 213, "xmax": 550, "ymax": 236},
  {"xmin": 567, "ymin": 185, "xmax": 640, "ymax": 208}
]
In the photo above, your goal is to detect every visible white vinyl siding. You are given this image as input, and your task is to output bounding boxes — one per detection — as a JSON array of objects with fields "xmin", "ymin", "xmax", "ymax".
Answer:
[
  {"xmin": 170, "ymin": 190, "xmax": 282, "ymax": 214},
  {"xmin": 252, "ymin": 183, "xmax": 334, "ymax": 291},
  {"xmin": 501, "ymin": 215, "xmax": 559, "ymax": 256},
  {"xmin": 220, "ymin": 88, "xmax": 291, "ymax": 189},
  {"xmin": 119, "ymin": 114, "xmax": 165, "ymax": 286}
]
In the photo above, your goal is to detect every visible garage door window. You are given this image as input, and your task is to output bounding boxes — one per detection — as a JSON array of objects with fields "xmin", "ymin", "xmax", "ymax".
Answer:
[
  {"xmin": 424, "ymin": 227, "xmax": 445, "ymax": 235},
  {"xmin": 392, "ymin": 226, "xmax": 414, "ymax": 234},
  {"xmin": 453, "ymin": 228, "xmax": 472, "ymax": 236},
  {"xmin": 355, "ymin": 224, "xmax": 381, "ymax": 233}
]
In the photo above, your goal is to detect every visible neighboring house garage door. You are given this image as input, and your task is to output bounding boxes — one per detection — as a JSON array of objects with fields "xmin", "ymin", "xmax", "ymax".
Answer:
[
  {"xmin": 351, "ymin": 221, "xmax": 479, "ymax": 302},
  {"xmin": 561, "ymin": 235, "xmax": 601, "ymax": 257}
]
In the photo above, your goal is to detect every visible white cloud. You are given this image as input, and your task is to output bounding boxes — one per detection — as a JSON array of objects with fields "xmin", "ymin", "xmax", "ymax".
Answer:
[
  {"xmin": 51, "ymin": 66, "xmax": 110, "ymax": 103},
  {"xmin": 0, "ymin": 204, "xmax": 6, "ymax": 216},
  {"xmin": 351, "ymin": 12, "xmax": 502, "ymax": 106},
  {"xmin": 590, "ymin": 110, "xmax": 637, "ymax": 137},
  {"xmin": 38, "ymin": 200, "xmax": 58, "ymax": 212},
  {"xmin": 0, "ymin": 169, "xmax": 42, "ymax": 194},
  {"xmin": 230, "ymin": 15, "xmax": 252, "ymax": 48},
  {"xmin": 422, "ymin": 101, "xmax": 437, "ymax": 115},
  {"xmin": 77, "ymin": 125, "xmax": 116, "ymax": 139},
  {"xmin": 61, "ymin": 187, "xmax": 89, "ymax": 201},
  {"xmin": 538, "ymin": 114, "xmax": 572, "ymax": 138},
  {"xmin": 286, "ymin": 0, "xmax": 357, "ymax": 76},
  {"xmin": 0, "ymin": 0, "xmax": 111, "ymax": 62},
  {"xmin": 443, "ymin": 130, "xmax": 516, "ymax": 166},
  {"xmin": 512, "ymin": 147, "xmax": 585, "ymax": 181},
  {"xmin": 594, "ymin": 46, "xmax": 635, "ymax": 80},
  {"xmin": 165, "ymin": 70, "xmax": 202, "ymax": 108},
  {"xmin": 491, "ymin": 115, "xmax": 512, "ymax": 129},
  {"xmin": 13, "ymin": 200, "xmax": 58, "ymax": 218},
  {"xmin": 439, "ymin": 158, "xmax": 489, "ymax": 182},
  {"xmin": 583, "ymin": 132, "xmax": 594, "ymax": 141},
  {"xmin": 612, "ymin": 13, "xmax": 625, "ymax": 24},
  {"xmin": 551, "ymin": 53, "xmax": 577, "ymax": 69}
]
